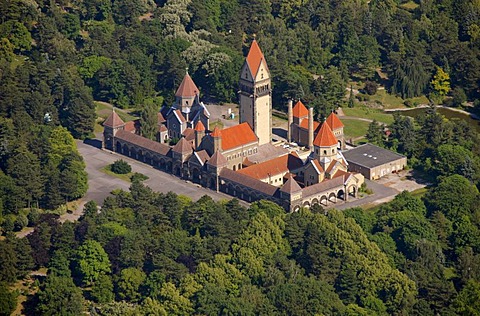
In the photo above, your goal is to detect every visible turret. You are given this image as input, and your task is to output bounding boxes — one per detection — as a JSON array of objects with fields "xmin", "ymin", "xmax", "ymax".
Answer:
[
  {"xmin": 103, "ymin": 108, "xmax": 125, "ymax": 151},
  {"xmin": 210, "ymin": 126, "xmax": 222, "ymax": 153},
  {"xmin": 308, "ymin": 107, "xmax": 314, "ymax": 151},
  {"xmin": 287, "ymin": 99, "xmax": 293, "ymax": 143},
  {"xmin": 194, "ymin": 120, "xmax": 205, "ymax": 150}
]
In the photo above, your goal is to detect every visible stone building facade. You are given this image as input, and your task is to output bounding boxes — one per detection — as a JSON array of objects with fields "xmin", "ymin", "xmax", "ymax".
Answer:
[{"xmin": 103, "ymin": 40, "xmax": 366, "ymax": 211}]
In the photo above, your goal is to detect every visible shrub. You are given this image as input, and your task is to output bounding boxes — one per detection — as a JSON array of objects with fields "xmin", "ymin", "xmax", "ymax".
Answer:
[
  {"xmin": 27, "ymin": 209, "xmax": 40, "ymax": 226},
  {"xmin": 356, "ymin": 93, "xmax": 370, "ymax": 102},
  {"xmin": 110, "ymin": 159, "xmax": 131, "ymax": 174},
  {"xmin": 403, "ymin": 100, "xmax": 413, "ymax": 107},
  {"xmin": 364, "ymin": 81, "xmax": 378, "ymax": 95},
  {"xmin": 14, "ymin": 214, "xmax": 28, "ymax": 231},
  {"xmin": 130, "ymin": 173, "xmax": 149, "ymax": 182}
]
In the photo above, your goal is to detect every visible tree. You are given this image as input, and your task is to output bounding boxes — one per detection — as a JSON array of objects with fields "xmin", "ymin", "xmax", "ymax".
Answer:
[
  {"xmin": 140, "ymin": 99, "xmax": 158, "ymax": 140},
  {"xmin": 91, "ymin": 273, "xmax": 114, "ymax": 303},
  {"xmin": 430, "ymin": 66, "xmax": 450, "ymax": 98},
  {"xmin": 0, "ymin": 282, "xmax": 17, "ymax": 316},
  {"xmin": 0, "ymin": 241, "xmax": 17, "ymax": 282},
  {"xmin": 75, "ymin": 240, "xmax": 111, "ymax": 286},
  {"xmin": 366, "ymin": 119, "xmax": 384, "ymax": 146},
  {"xmin": 47, "ymin": 126, "xmax": 77, "ymax": 167},
  {"xmin": 111, "ymin": 159, "xmax": 131, "ymax": 174},
  {"xmin": 348, "ymin": 86, "xmax": 355, "ymax": 108},
  {"xmin": 36, "ymin": 275, "xmax": 84, "ymax": 315},
  {"xmin": 116, "ymin": 267, "xmax": 146, "ymax": 302},
  {"xmin": 451, "ymin": 87, "xmax": 467, "ymax": 107},
  {"xmin": 453, "ymin": 280, "xmax": 480, "ymax": 315}
]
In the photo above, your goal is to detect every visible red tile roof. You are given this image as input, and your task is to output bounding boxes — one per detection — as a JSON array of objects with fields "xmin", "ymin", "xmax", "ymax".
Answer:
[
  {"xmin": 124, "ymin": 121, "xmax": 136, "ymax": 133},
  {"xmin": 207, "ymin": 151, "xmax": 228, "ymax": 167},
  {"xmin": 299, "ymin": 118, "xmax": 320, "ymax": 131},
  {"xmin": 210, "ymin": 126, "xmax": 221, "ymax": 137},
  {"xmin": 246, "ymin": 39, "xmax": 268, "ymax": 77},
  {"xmin": 175, "ymin": 73, "xmax": 199, "ymax": 97},
  {"xmin": 115, "ymin": 130, "xmax": 170, "ymax": 155},
  {"xmin": 311, "ymin": 159, "xmax": 324, "ymax": 173},
  {"xmin": 220, "ymin": 122, "xmax": 258, "ymax": 151},
  {"xmin": 173, "ymin": 109, "xmax": 186, "ymax": 123},
  {"xmin": 158, "ymin": 125, "xmax": 168, "ymax": 132},
  {"xmin": 194, "ymin": 120, "xmax": 205, "ymax": 131},
  {"xmin": 302, "ymin": 176, "xmax": 345, "ymax": 197},
  {"xmin": 172, "ymin": 137, "xmax": 193, "ymax": 154},
  {"xmin": 220, "ymin": 168, "xmax": 278, "ymax": 196},
  {"xmin": 183, "ymin": 128, "xmax": 195, "ymax": 141},
  {"xmin": 280, "ymin": 174, "xmax": 302, "ymax": 194},
  {"xmin": 326, "ymin": 112, "xmax": 344, "ymax": 130},
  {"xmin": 292, "ymin": 100, "xmax": 308, "ymax": 118},
  {"xmin": 237, "ymin": 154, "xmax": 303, "ymax": 180},
  {"xmin": 313, "ymin": 122, "xmax": 338, "ymax": 147},
  {"xmin": 104, "ymin": 110, "xmax": 125, "ymax": 127},
  {"xmin": 195, "ymin": 150, "xmax": 210, "ymax": 165},
  {"xmin": 157, "ymin": 112, "xmax": 166, "ymax": 123}
]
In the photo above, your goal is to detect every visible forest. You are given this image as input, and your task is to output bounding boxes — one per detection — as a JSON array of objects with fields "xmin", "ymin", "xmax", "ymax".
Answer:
[{"xmin": 1, "ymin": 0, "xmax": 480, "ymax": 314}]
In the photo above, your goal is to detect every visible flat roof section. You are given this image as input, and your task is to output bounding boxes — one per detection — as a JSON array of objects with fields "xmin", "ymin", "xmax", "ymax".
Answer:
[{"xmin": 342, "ymin": 143, "xmax": 406, "ymax": 169}]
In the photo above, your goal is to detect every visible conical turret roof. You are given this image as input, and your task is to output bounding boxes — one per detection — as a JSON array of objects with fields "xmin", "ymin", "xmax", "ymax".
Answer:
[
  {"xmin": 175, "ymin": 72, "xmax": 199, "ymax": 98},
  {"xmin": 172, "ymin": 137, "xmax": 192, "ymax": 154},
  {"xmin": 246, "ymin": 39, "xmax": 269, "ymax": 76},
  {"xmin": 280, "ymin": 174, "xmax": 302, "ymax": 194},
  {"xmin": 207, "ymin": 151, "xmax": 228, "ymax": 167},
  {"xmin": 210, "ymin": 126, "xmax": 222, "ymax": 137},
  {"xmin": 194, "ymin": 120, "xmax": 205, "ymax": 132},
  {"xmin": 326, "ymin": 112, "xmax": 344, "ymax": 130},
  {"xmin": 104, "ymin": 109, "xmax": 125, "ymax": 127},
  {"xmin": 313, "ymin": 122, "xmax": 338, "ymax": 147}
]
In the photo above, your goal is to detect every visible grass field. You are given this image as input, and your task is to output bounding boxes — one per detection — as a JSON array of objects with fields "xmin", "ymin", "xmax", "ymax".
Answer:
[
  {"xmin": 209, "ymin": 119, "xmax": 224, "ymax": 130},
  {"xmin": 368, "ymin": 90, "xmax": 429, "ymax": 109},
  {"xmin": 399, "ymin": 1, "xmax": 419, "ymax": 11},
  {"xmin": 343, "ymin": 106, "xmax": 395, "ymax": 125},
  {"xmin": 100, "ymin": 165, "xmax": 132, "ymax": 182},
  {"xmin": 342, "ymin": 118, "xmax": 370, "ymax": 138}
]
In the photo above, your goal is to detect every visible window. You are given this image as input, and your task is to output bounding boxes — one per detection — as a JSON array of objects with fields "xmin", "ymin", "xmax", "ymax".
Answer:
[{"xmin": 324, "ymin": 150, "xmax": 327, "ymax": 155}]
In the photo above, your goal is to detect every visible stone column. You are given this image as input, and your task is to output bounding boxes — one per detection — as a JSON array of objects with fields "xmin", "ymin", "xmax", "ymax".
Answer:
[
  {"xmin": 308, "ymin": 107, "xmax": 314, "ymax": 151},
  {"xmin": 287, "ymin": 99, "xmax": 293, "ymax": 143}
]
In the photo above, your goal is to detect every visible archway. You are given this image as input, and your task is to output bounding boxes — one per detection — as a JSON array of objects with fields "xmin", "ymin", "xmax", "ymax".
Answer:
[
  {"xmin": 116, "ymin": 141, "xmax": 122, "ymax": 153},
  {"xmin": 209, "ymin": 178, "xmax": 216, "ymax": 190},
  {"xmin": 166, "ymin": 161, "xmax": 172, "ymax": 172},
  {"xmin": 302, "ymin": 201, "xmax": 311, "ymax": 208},
  {"xmin": 348, "ymin": 185, "xmax": 357, "ymax": 198},
  {"xmin": 174, "ymin": 164, "xmax": 181, "ymax": 177},
  {"xmin": 160, "ymin": 159, "xmax": 166, "ymax": 170},
  {"xmin": 320, "ymin": 195, "xmax": 328, "ymax": 206},
  {"xmin": 130, "ymin": 147, "xmax": 137, "ymax": 159},
  {"xmin": 328, "ymin": 192, "xmax": 337, "ymax": 203},
  {"xmin": 191, "ymin": 168, "xmax": 201, "ymax": 184},
  {"xmin": 138, "ymin": 150, "xmax": 145, "ymax": 163},
  {"xmin": 145, "ymin": 152, "xmax": 152, "ymax": 165},
  {"xmin": 337, "ymin": 189, "xmax": 345, "ymax": 200}
]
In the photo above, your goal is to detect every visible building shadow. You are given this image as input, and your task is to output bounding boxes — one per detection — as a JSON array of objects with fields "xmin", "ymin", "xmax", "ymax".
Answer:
[
  {"xmin": 272, "ymin": 128, "xmax": 287, "ymax": 139},
  {"xmin": 83, "ymin": 138, "xmax": 102, "ymax": 149}
]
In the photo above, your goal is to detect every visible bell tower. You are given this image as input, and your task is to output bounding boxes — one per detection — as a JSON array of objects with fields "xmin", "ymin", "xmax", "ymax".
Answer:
[{"xmin": 239, "ymin": 39, "xmax": 272, "ymax": 145}]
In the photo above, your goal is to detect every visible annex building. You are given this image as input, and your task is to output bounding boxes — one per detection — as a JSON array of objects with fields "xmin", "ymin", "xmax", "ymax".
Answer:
[
  {"xmin": 103, "ymin": 40, "xmax": 367, "ymax": 211},
  {"xmin": 342, "ymin": 143, "xmax": 407, "ymax": 180}
]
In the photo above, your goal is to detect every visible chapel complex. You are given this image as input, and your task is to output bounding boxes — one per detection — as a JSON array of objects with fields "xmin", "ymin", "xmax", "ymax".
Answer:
[{"xmin": 103, "ymin": 40, "xmax": 365, "ymax": 211}]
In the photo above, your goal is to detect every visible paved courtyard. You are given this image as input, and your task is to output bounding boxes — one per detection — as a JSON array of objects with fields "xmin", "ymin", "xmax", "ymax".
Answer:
[{"xmin": 64, "ymin": 138, "xmax": 239, "ymax": 222}]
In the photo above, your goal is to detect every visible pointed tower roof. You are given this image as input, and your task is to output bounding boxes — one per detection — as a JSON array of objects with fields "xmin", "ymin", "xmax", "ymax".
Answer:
[
  {"xmin": 175, "ymin": 72, "xmax": 199, "ymax": 98},
  {"xmin": 326, "ymin": 112, "xmax": 344, "ymax": 130},
  {"xmin": 104, "ymin": 108, "xmax": 125, "ymax": 127},
  {"xmin": 292, "ymin": 100, "xmax": 309, "ymax": 118},
  {"xmin": 194, "ymin": 120, "xmax": 205, "ymax": 132},
  {"xmin": 280, "ymin": 174, "xmax": 302, "ymax": 194},
  {"xmin": 172, "ymin": 137, "xmax": 192, "ymax": 154},
  {"xmin": 246, "ymin": 39, "xmax": 268, "ymax": 77},
  {"xmin": 210, "ymin": 126, "xmax": 222, "ymax": 138},
  {"xmin": 207, "ymin": 151, "xmax": 228, "ymax": 167},
  {"xmin": 313, "ymin": 122, "xmax": 338, "ymax": 147}
]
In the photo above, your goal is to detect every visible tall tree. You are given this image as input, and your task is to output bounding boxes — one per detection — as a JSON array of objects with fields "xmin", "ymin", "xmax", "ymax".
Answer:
[{"xmin": 140, "ymin": 99, "xmax": 158, "ymax": 140}]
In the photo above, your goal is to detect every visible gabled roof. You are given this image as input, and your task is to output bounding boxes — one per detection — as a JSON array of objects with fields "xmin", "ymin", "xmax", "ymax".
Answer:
[
  {"xmin": 299, "ymin": 118, "xmax": 320, "ymax": 131},
  {"xmin": 104, "ymin": 109, "xmax": 125, "ymax": 127},
  {"xmin": 210, "ymin": 126, "xmax": 222, "ymax": 137},
  {"xmin": 115, "ymin": 130, "xmax": 170, "ymax": 156},
  {"xmin": 175, "ymin": 73, "xmax": 199, "ymax": 98},
  {"xmin": 157, "ymin": 112, "xmax": 166, "ymax": 124},
  {"xmin": 237, "ymin": 154, "xmax": 304, "ymax": 180},
  {"xmin": 220, "ymin": 122, "xmax": 258, "ymax": 151},
  {"xmin": 220, "ymin": 168, "xmax": 278, "ymax": 196},
  {"xmin": 173, "ymin": 109, "xmax": 186, "ymax": 123},
  {"xmin": 246, "ymin": 39, "xmax": 268, "ymax": 77},
  {"xmin": 207, "ymin": 151, "xmax": 228, "ymax": 167},
  {"xmin": 172, "ymin": 137, "xmax": 192, "ymax": 154},
  {"xmin": 313, "ymin": 122, "xmax": 338, "ymax": 147},
  {"xmin": 311, "ymin": 159, "xmax": 324, "ymax": 174},
  {"xmin": 183, "ymin": 128, "xmax": 195, "ymax": 141},
  {"xmin": 158, "ymin": 125, "xmax": 168, "ymax": 132},
  {"xmin": 124, "ymin": 120, "xmax": 137, "ymax": 133},
  {"xmin": 326, "ymin": 112, "xmax": 344, "ymax": 130},
  {"xmin": 194, "ymin": 120, "xmax": 205, "ymax": 132},
  {"xmin": 302, "ymin": 176, "xmax": 345, "ymax": 197},
  {"xmin": 280, "ymin": 174, "xmax": 302, "ymax": 194},
  {"xmin": 292, "ymin": 101, "xmax": 309, "ymax": 118},
  {"xmin": 190, "ymin": 150, "xmax": 210, "ymax": 166}
]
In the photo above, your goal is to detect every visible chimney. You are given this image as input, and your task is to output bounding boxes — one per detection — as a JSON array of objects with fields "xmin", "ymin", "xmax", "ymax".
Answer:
[
  {"xmin": 287, "ymin": 99, "xmax": 293, "ymax": 143},
  {"xmin": 308, "ymin": 107, "xmax": 314, "ymax": 151}
]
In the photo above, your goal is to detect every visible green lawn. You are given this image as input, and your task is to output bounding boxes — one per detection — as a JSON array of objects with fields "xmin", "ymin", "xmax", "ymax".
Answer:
[
  {"xmin": 368, "ymin": 89, "xmax": 429, "ymax": 109},
  {"xmin": 100, "ymin": 165, "xmax": 132, "ymax": 182},
  {"xmin": 399, "ymin": 1, "xmax": 419, "ymax": 11},
  {"xmin": 343, "ymin": 106, "xmax": 394, "ymax": 125},
  {"xmin": 95, "ymin": 101, "xmax": 137, "ymax": 121},
  {"xmin": 342, "ymin": 119, "xmax": 370, "ymax": 138}
]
